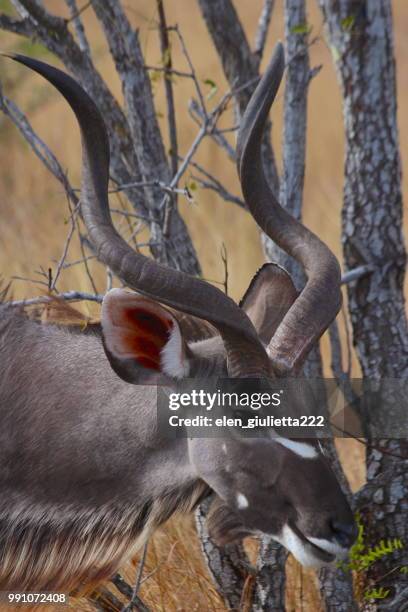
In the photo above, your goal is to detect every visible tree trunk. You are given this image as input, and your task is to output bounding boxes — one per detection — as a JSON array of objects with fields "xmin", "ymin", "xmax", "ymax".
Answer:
[{"xmin": 319, "ymin": 1, "xmax": 408, "ymax": 607}]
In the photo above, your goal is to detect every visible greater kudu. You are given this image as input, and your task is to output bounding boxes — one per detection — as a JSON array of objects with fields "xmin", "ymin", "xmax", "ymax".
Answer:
[{"xmin": 0, "ymin": 44, "xmax": 356, "ymax": 591}]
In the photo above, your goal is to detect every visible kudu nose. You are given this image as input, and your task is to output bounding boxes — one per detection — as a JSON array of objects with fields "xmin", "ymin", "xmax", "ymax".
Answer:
[{"xmin": 330, "ymin": 519, "xmax": 358, "ymax": 549}]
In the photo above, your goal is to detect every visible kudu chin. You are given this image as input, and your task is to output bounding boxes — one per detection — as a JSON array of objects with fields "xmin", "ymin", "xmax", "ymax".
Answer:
[{"xmin": 0, "ymin": 43, "xmax": 356, "ymax": 591}]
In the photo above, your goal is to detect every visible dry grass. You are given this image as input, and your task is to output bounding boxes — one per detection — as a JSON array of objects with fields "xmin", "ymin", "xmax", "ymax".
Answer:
[{"xmin": 0, "ymin": 0, "xmax": 406, "ymax": 610}]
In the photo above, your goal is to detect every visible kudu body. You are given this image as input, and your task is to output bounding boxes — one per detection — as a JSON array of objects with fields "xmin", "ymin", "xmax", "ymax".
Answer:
[{"xmin": 0, "ymin": 45, "xmax": 356, "ymax": 591}]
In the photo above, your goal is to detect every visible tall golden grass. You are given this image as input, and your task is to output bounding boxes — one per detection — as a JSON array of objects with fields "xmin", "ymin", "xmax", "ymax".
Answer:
[{"xmin": 0, "ymin": 0, "xmax": 406, "ymax": 609}]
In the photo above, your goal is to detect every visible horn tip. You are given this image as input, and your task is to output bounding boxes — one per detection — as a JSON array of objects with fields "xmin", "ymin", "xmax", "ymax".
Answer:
[
  {"xmin": 0, "ymin": 51, "xmax": 26, "ymax": 63},
  {"xmin": 273, "ymin": 41, "xmax": 286, "ymax": 67}
]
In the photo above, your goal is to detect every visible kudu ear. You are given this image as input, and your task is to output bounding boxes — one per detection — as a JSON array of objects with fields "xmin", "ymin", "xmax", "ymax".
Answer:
[
  {"xmin": 101, "ymin": 289, "xmax": 190, "ymax": 383},
  {"xmin": 240, "ymin": 263, "xmax": 298, "ymax": 346}
]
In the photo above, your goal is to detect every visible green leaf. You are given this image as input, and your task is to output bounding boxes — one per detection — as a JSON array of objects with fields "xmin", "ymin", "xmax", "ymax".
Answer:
[
  {"xmin": 149, "ymin": 70, "xmax": 162, "ymax": 84},
  {"xmin": 364, "ymin": 587, "xmax": 390, "ymax": 601},
  {"xmin": 341, "ymin": 15, "xmax": 356, "ymax": 31},
  {"xmin": 329, "ymin": 44, "xmax": 340, "ymax": 64},
  {"xmin": 290, "ymin": 23, "xmax": 312, "ymax": 35},
  {"xmin": 203, "ymin": 78, "xmax": 218, "ymax": 101}
]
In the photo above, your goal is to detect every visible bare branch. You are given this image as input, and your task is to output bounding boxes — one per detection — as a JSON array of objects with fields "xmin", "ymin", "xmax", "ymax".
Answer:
[
  {"xmin": 0, "ymin": 86, "xmax": 78, "ymax": 205},
  {"xmin": 121, "ymin": 541, "xmax": 149, "ymax": 612},
  {"xmin": 111, "ymin": 574, "xmax": 151, "ymax": 612},
  {"xmin": 189, "ymin": 99, "xmax": 236, "ymax": 161},
  {"xmin": 197, "ymin": 0, "xmax": 279, "ymax": 195},
  {"xmin": 159, "ymin": 87, "xmax": 236, "ymax": 210},
  {"xmin": 108, "ymin": 180, "xmax": 192, "ymax": 201},
  {"xmin": 5, "ymin": 0, "xmax": 147, "ymax": 220},
  {"xmin": 89, "ymin": 2, "xmax": 169, "ymax": 212},
  {"xmin": 169, "ymin": 24, "xmax": 208, "ymax": 117},
  {"xmin": 2, "ymin": 0, "xmax": 202, "ymax": 274},
  {"xmin": 254, "ymin": 0, "xmax": 275, "ymax": 59},
  {"xmin": 65, "ymin": 0, "xmax": 92, "ymax": 23},
  {"xmin": 0, "ymin": 83, "xmax": 99, "ymax": 293},
  {"xmin": 156, "ymin": 1, "xmax": 178, "ymax": 237},
  {"xmin": 0, "ymin": 14, "xmax": 32, "ymax": 36},
  {"xmin": 8, "ymin": 292, "xmax": 103, "ymax": 307},
  {"xmin": 11, "ymin": 276, "xmax": 50, "ymax": 288},
  {"xmin": 191, "ymin": 174, "xmax": 244, "ymax": 207},
  {"xmin": 89, "ymin": 0, "xmax": 200, "ymax": 273},
  {"xmin": 50, "ymin": 202, "xmax": 81, "ymax": 291},
  {"xmin": 144, "ymin": 64, "xmax": 193, "ymax": 79},
  {"xmin": 188, "ymin": 159, "xmax": 244, "ymax": 208},
  {"xmin": 75, "ymin": 216, "xmax": 98, "ymax": 293},
  {"xmin": 154, "ymin": 9, "xmax": 178, "ymax": 179},
  {"xmin": 341, "ymin": 264, "xmax": 374, "ymax": 284},
  {"xmin": 65, "ymin": 0, "xmax": 91, "ymax": 56}
]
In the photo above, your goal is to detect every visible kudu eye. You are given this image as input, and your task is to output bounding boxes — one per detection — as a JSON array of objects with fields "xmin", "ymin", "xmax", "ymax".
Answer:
[{"xmin": 330, "ymin": 519, "xmax": 358, "ymax": 548}]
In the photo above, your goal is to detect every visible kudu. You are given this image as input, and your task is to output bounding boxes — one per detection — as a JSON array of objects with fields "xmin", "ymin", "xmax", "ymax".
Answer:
[{"xmin": 0, "ymin": 44, "xmax": 357, "ymax": 591}]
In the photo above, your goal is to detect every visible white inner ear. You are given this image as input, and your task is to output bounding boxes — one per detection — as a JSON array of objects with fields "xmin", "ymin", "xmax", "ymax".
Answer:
[
  {"xmin": 102, "ymin": 289, "xmax": 190, "ymax": 379},
  {"xmin": 160, "ymin": 322, "xmax": 190, "ymax": 379}
]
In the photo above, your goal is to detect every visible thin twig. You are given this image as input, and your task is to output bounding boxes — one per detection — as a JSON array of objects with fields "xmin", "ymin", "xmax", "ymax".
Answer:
[
  {"xmin": 60, "ymin": 255, "xmax": 96, "ymax": 269},
  {"xmin": 75, "ymin": 220, "xmax": 98, "ymax": 294},
  {"xmin": 110, "ymin": 208, "xmax": 151, "ymax": 222},
  {"xmin": 7, "ymin": 291, "xmax": 103, "ymax": 307},
  {"xmin": 187, "ymin": 157, "xmax": 244, "ymax": 207},
  {"xmin": 50, "ymin": 202, "xmax": 81, "ymax": 291},
  {"xmin": 122, "ymin": 542, "xmax": 149, "ymax": 612},
  {"xmin": 11, "ymin": 276, "xmax": 50, "ymax": 288},
  {"xmin": 221, "ymin": 243, "xmax": 229, "ymax": 295},
  {"xmin": 144, "ymin": 64, "xmax": 192, "ymax": 79},
  {"xmin": 189, "ymin": 98, "xmax": 236, "ymax": 161},
  {"xmin": 168, "ymin": 24, "xmax": 208, "ymax": 117},
  {"xmin": 191, "ymin": 174, "xmax": 244, "ymax": 207},
  {"xmin": 108, "ymin": 180, "xmax": 191, "ymax": 199},
  {"xmin": 0, "ymin": 87, "xmax": 78, "ymax": 207},
  {"xmin": 65, "ymin": 0, "xmax": 92, "ymax": 23},
  {"xmin": 341, "ymin": 264, "xmax": 374, "ymax": 284},
  {"xmin": 160, "ymin": 79, "xmax": 248, "ymax": 209},
  {"xmin": 0, "ymin": 79, "xmax": 100, "ymax": 293}
]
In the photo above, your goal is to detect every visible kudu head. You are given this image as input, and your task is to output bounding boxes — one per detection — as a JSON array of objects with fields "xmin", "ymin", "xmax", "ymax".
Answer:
[{"xmin": 6, "ymin": 43, "xmax": 356, "ymax": 566}]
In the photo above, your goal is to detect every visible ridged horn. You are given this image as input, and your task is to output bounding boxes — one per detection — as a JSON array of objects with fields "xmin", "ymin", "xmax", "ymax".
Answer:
[
  {"xmin": 4, "ymin": 53, "xmax": 270, "ymax": 377},
  {"xmin": 237, "ymin": 43, "xmax": 342, "ymax": 375}
]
